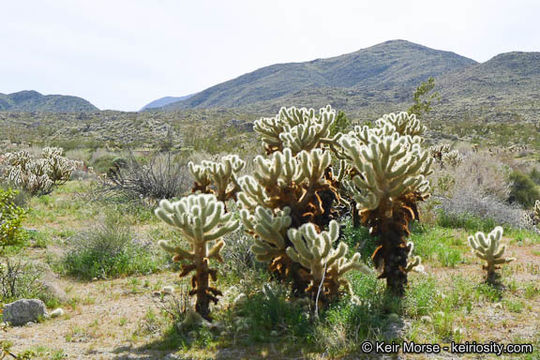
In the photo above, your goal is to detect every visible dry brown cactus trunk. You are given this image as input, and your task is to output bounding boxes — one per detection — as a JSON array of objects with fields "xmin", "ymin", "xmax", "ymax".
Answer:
[
  {"xmin": 193, "ymin": 244, "xmax": 213, "ymax": 319},
  {"xmin": 351, "ymin": 199, "xmax": 361, "ymax": 228},
  {"xmin": 375, "ymin": 218, "xmax": 409, "ymax": 296}
]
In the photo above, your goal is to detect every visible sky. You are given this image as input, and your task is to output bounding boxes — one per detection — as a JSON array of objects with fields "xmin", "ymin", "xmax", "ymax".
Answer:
[{"xmin": 1, "ymin": 0, "xmax": 538, "ymax": 111}]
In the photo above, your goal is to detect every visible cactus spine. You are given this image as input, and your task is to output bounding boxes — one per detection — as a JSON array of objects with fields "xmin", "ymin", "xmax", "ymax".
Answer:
[
  {"xmin": 340, "ymin": 112, "xmax": 432, "ymax": 295},
  {"xmin": 468, "ymin": 226, "xmax": 515, "ymax": 282},
  {"xmin": 155, "ymin": 194, "xmax": 239, "ymax": 319}
]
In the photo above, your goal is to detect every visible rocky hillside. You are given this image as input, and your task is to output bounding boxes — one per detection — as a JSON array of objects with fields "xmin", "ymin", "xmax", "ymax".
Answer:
[
  {"xmin": 162, "ymin": 40, "xmax": 476, "ymax": 111},
  {"xmin": 0, "ymin": 90, "xmax": 98, "ymax": 112},
  {"xmin": 437, "ymin": 52, "xmax": 540, "ymax": 103}
]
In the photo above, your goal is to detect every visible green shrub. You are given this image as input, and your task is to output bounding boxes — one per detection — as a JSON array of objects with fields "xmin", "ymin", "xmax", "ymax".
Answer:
[
  {"xmin": 436, "ymin": 211, "xmax": 497, "ymax": 232},
  {"xmin": 62, "ymin": 214, "xmax": 163, "ymax": 280},
  {"xmin": 90, "ymin": 153, "xmax": 118, "ymax": 174},
  {"xmin": 0, "ymin": 259, "xmax": 58, "ymax": 306},
  {"xmin": 328, "ymin": 110, "xmax": 351, "ymax": 136},
  {"xmin": 0, "ymin": 188, "xmax": 26, "ymax": 248},
  {"xmin": 529, "ymin": 168, "xmax": 540, "ymax": 186},
  {"xmin": 508, "ymin": 171, "xmax": 540, "ymax": 208},
  {"xmin": 233, "ymin": 282, "xmax": 311, "ymax": 343}
]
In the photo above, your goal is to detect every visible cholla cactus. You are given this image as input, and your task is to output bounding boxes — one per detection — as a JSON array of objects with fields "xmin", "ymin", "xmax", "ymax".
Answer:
[
  {"xmin": 468, "ymin": 226, "xmax": 515, "ymax": 282},
  {"xmin": 237, "ymin": 147, "xmax": 342, "ymax": 292},
  {"xmin": 1, "ymin": 147, "xmax": 80, "ymax": 195},
  {"xmin": 340, "ymin": 113, "xmax": 432, "ymax": 295},
  {"xmin": 429, "ymin": 144, "xmax": 451, "ymax": 164},
  {"xmin": 441, "ymin": 150, "xmax": 463, "ymax": 168},
  {"xmin": 375, "ymin": 112, "xmax": 426, "ymax": 137},
  {"xmin": 41, "ymin": 147, "xmax": 81, "ymax": 184},
  {"xmin": 286, "ymin": 220, "xmax": 370, "ymax": 302},
  {"xmin": 534, "ymin": 200, "xmax": 540, "ymax": 222},
  {"xmin": 155, "ymin": 194, "xmax": 240, "ymax": 319},
  {"xmin": 188, "ymin": 154, "xmax": 245, "ymax": 203},
  {"xmin": 253, "ymin": 105, "xmax": 342, "ymax": 155},
  {"xmin": 404, "ymin": 242, "xmax": 424, "ymax": 273},
  {"xmin": 341, "ymin": 132, "xmax": 432, "ymax": 211}
]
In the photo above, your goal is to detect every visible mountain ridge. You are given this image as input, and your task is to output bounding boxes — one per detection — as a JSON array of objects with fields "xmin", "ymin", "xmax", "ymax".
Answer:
[
  {"xmin": 140, "ymin": 94, "xmax": 195, "ymax": 111},
  {"xmin": 0, "ymin": 90, "xmax": 98, "ymax": 112},
  {"xmin": 161, "ymin": 40, "xmax": 477, "ymax": 111}
]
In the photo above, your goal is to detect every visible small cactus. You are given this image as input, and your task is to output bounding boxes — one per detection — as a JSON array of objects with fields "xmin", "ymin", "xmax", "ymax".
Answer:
[
  {"xmin": 468, "ymin": 226, "xmax": 515, "ymax": 282},
  {"xmin": 155, "ymin": 194, "xmax": 240, "ymax": 319}
]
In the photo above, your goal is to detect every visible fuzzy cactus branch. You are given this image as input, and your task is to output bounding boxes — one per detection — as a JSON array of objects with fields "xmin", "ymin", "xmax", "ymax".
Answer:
[
  {"xmin": 240, "ymin": 206, "xmax": 291, "ymax": 262},
  {"xmin": 188, "ymin": 154, "xmax": 245, "ymax": 203},
  {"xmin": 340, "ymin": 131, "xmax": 432, "ymax": 211},
  {"xmin": 286, "ymin": 220, "xmax": 370, "ymax": 302},
  {"xmin": 237, "ymin": 148, "xmax": 336, "ymax": 225},
  {"xmin": 155, "ymin": 194, "xmax": 239, "ymax": 319},
  {"xmin": 253, "ymin": 105, "xmax": 343, "ymax": 156},
  {"xmin": 375, "ymin": 112, "xmax": 426, "ymax": 137}
]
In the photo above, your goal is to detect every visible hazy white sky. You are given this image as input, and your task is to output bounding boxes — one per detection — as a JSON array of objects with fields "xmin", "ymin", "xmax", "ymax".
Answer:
[{"xmin": 1, "ymin": 0, "xmax": 538, "ymax": 111}]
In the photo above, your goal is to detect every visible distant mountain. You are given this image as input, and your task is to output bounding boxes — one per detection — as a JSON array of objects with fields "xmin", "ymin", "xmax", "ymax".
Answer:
[
  {"xmin": 0, "ymin": 90, "xmax": 98, "ymax": 112},
  {"xmin": 161, "ymin": 40, "xmax": 477, "ymax": 111},
  {"xmin": 140, "ymin": 94, "xmax": 194, "ymax": 111}
]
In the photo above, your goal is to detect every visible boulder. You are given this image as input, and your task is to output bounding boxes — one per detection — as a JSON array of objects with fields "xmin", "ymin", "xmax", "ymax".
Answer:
[{"xmin": 3, "ymin": 299, "xmax": 47, "ymax": 326}]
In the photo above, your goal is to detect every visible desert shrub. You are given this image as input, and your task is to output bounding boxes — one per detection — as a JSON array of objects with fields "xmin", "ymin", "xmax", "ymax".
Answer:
[
  {"xmin": 90, "ymin": 152, "xmax": 119, "ymax": 174},
  {"xmin": 103, "ymin": 151, "xmax": 190, "ymax": 201},
  {"xmin": 430, "ymin": 150, "xmax": 528, "ymax": 229},
  {"xmin": 0, "ymin": 259, "xmax": 57, "ymax": 305},
  {"xmin": 339, "ymin": 219, "xmax": 374, "ymax": 260},
  {"xmin": 437, "ymin": 190, "xmax": 526, "ymax": 229},
  {"xmin": 232, "ymin": 282, "xmax": 312, "ymax": 343},
  {"xmin": 508, "ymin": 171, "xmax": 540, "ymax": 208},
  {"xmin": 0, "ymin": 188, "xmax": 26, "ymax": 248},
  {"xmin": 408, "ymin": 77, "xmax": 439, "ymax": 119},
  {"xmin": 219, "ymin": 231, "xmax": 257, "ymax": 278},
  {"xmin": 0, "ymin": 147, "xmax": 81, "ymax": 195},
  {"xmin": 451, "ymin": 151, "xmax": 511, "ymax": 201},
  {"xmin": 328, "ymin": 110, "xmax": 351, "ymax": 136},
  {"xmin": 529, "ymin": 168, "xmax": 540, "ymax": 186},
  {"xmin": 62, "ymin": 214, "xmax": 163, "ymax": 280}
]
